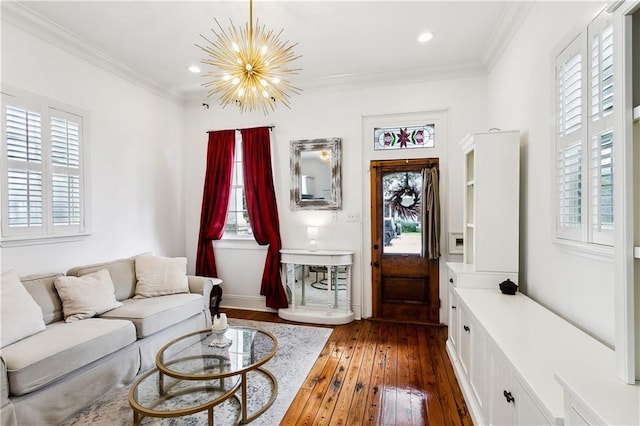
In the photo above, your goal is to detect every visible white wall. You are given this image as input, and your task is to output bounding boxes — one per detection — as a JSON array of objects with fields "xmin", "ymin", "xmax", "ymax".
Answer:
[
  {"xmin": 487, "ymin": 1, "xmax": 615, "ymax": 346},
  {"xmin": 183, "ymin": 75, "xmax": 488, "ymax": 318},
  {"xmin": 1, "ymin": 23, "xmax": 186, "ymax": 275}
]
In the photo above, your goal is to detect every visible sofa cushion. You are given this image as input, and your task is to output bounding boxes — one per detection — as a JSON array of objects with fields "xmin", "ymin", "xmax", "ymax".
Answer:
[
  {"xmin": 134, "ymin": 255, "xmax": 189, "ymax": 298},
  {"xmin": 19, "ymin": 272, "xmax": 64, "ymax": 324},
  {"xmin": 67, "ymin": 255, "xmax": 137, "ymax": 301},
  {"xmin": 1, "ymin": 270, "xmax": 46, "ymax": 348},
  {"xmin": 54, "ymin": 269, "xmax": 123, "ymax": 322},
  {"xmin": 1, "ymin": 318, "xmax": 136, "ymax": 395},
  {"xmin": 99, "ymin": 293, "xmax": 203, "ymax": 338}
]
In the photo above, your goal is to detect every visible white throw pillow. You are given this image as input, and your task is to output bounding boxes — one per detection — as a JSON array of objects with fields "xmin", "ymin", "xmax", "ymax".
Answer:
[
  {"xmin": 134, "ymin": 255, "xmax": 189, "ymax": 298},
  {"xmin": 1, "ymin": 270, "xmax": 46, "ymax": 348},
  {"xmin": 54, "ymin": 269, "xmax": 123, "ymax": 323}
]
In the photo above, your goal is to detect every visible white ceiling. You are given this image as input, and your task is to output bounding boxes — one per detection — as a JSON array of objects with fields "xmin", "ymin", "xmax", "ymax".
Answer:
[{"xmin": 3, "ymin": 1, "xmax": 528, "ymax": 100}]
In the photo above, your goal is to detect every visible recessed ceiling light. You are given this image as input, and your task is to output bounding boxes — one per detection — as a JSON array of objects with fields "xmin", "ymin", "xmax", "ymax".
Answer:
[
  {"xmin": 188, "ymin": 65, "xmax": 201, "ymax": 73},
  {"xmin": 418, "ymin": 32, "xmax": 434, "ymax": 43}
]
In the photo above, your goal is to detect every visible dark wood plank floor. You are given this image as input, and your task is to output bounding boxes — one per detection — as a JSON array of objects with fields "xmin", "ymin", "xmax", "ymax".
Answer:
[{"xmin": 223, "ymin": 308, "xmax": 472, "ymax": 425}]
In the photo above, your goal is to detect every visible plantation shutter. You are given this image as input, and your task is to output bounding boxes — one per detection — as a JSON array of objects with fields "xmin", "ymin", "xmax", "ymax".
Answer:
[
  {"xmin": 50, "ymin": 110, "xmax": 83, "ymax": 230},
  {"xmin": 588, "ymin": 18, "xmax": 614, "ymax": 246},
  {"xmin": 3, "ymin": 104, "xmax": 45, "ymax": 235},
  {"xmin": 555, "ymin": 34, "xmax": 585, "ymax": 241},
  {"xmin": 2, "ymin": 92, "xmax": 86, "ymax": 241}
]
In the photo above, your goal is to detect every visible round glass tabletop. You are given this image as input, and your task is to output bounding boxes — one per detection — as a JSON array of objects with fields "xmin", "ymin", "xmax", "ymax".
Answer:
[{"xmin": 156, "ymin": 326, "xmax": 277, "ymax": 379}]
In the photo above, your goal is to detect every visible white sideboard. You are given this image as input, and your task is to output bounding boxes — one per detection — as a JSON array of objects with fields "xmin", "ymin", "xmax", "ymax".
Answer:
[
  {"xmin": 278, "ymin": 249, "xmax": 355, "ymax": 325},
  {"xmin": 460, "ymin": 130, "xmax": 520, "ymax": 273},
  {"xmin": 446, "ymin": 287, "xmax": 639, "ymax": 426}
]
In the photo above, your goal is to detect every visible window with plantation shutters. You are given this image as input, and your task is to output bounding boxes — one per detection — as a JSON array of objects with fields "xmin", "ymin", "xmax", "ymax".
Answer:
[
  {"xmin": 554, "ymin": 10, "xmax": 615, "ymax": 248},
  {"xmin": 556, "ymin": 35, "xmax": 585, "ymax": 241},
  {"xmin": 1, "ymin": 89, "xmax": 87, "ymax": 243}
]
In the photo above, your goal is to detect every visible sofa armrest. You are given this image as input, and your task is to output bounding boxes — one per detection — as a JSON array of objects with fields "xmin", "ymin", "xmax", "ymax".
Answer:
[
  {"xmin": 187, "ymin": 276, "xmax": 214, "ymax": 310},
  {"xmin": 1, "ymin": 356, "xmax": 9, "ymax": 406}
]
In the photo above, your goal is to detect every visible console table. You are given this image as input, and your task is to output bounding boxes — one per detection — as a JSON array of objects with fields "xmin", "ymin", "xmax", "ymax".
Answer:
[{"xmin": 279, "ymin": 249, "xmax": 355, "ymax": 325}]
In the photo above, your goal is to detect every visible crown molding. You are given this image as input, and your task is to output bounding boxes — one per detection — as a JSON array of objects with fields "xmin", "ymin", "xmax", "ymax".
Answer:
[
  {"xmin": 182, "ymin": 61, "xmax": 487, "ymax": 105},
  {"xmin": 482, "ymin": 1, "xmax": 535, "ymax": 72},
  {"xmin": 1, "ymin": 1, "xmax": 182, "ymax": 104}
]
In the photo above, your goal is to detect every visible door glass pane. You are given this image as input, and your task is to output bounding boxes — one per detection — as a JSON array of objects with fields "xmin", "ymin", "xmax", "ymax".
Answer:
[{"xmin": 382, "ymin": 171, "xmax": 423, "ymax": 254}]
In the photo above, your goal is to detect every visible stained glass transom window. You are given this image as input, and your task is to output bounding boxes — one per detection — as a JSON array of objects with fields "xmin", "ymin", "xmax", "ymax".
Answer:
[{"xmin": 374, "ymin": 124, "xmax": 435, "ymax": 150}]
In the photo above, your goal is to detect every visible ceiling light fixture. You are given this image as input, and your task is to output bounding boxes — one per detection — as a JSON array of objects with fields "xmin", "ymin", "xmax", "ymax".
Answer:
[
  {"xmin": 197, "ymin": 0, "xmax": 302, "ymax": 114},
  {"xmin": 418, "ymin": 32, "xmax": 434, "ymax": 43},
  {"xmin": 188, "ymin": 65, "xmax": 201, "ymax": 73}
]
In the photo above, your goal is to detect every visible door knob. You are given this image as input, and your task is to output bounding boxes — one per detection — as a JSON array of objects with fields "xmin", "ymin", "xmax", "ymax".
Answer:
[
  {"xmin": 373, "ymin": 261, "xmax": 380, "ymax": 267},
  {"xmin": 373, "ymin": 244, "xmax": 379, "ymax": 250}
]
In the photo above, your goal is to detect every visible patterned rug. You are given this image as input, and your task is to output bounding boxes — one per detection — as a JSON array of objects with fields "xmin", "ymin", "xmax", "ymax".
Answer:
[{"xmin": 60, "ymin": 319, "xmax": 332, "ymax": 425}]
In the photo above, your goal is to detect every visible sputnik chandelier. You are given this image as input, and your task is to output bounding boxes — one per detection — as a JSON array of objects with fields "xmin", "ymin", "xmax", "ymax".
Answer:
[{"xmin": 197, "ymin": 0, "xmax": 301, "ymax": 114}]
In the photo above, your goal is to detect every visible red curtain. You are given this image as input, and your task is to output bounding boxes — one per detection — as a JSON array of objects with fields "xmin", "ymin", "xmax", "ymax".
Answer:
[
  {"xmin": 241, "ymin": 127, "xmax": 287, "ymax": 309},
  {"xmin": 196, "ymin": 130, "xmax": 236, "ymax": 278}
]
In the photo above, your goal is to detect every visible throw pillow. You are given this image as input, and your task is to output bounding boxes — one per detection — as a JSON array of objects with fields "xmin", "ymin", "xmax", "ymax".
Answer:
[
  {"xmin": 54, "ymin": 269, "xmax": 123, "ymax": 323},
  {"xmin": 134, "ymin": 255, "xmax": 189, "ymax": 298},
  {"xmin": 1, "ymin": 270, "xmax": 46, "ymax": 348}
]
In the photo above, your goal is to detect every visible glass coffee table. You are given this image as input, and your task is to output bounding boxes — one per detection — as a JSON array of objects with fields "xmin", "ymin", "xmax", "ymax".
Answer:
[{"xmin": 129, "ymin": 326, "xmax": 278, "ymax": 425}]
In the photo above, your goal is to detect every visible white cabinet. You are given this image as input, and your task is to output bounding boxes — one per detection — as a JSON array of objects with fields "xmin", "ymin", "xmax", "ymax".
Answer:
[
  {"xmin": 448, "ymin": 299, "xmax": 491, "ymax": 423},
  {"xmin": 489, "ymin": 349, "xmax": 550, "ymax": 426},
  {"xmin": 447, "ymin": 288, "xmax": 639, "ymax": 426},
  {"xmin": 460, "ymin": 130, "xmax": 520, "ymax": 273}
]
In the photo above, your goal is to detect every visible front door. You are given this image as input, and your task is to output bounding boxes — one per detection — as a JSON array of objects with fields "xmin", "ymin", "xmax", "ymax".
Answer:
[{"xmin": 370, "ymin": 159, "xmax": 440, "ymax": 323}]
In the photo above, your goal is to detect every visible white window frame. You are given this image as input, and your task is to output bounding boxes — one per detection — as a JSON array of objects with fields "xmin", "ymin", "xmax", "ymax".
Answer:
[
  {"xmin": 554, "ymin": 10, "xmax": 616, "ymax": 253},
  {"xmin": 1, "ymin": 87, "xmax": 90, "ymax": 246}
]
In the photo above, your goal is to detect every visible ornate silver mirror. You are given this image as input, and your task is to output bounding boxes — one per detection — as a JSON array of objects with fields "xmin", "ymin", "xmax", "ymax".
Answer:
[{"xmin": 290, "ymin": 138, "xmax": 342, "ymax": 210}]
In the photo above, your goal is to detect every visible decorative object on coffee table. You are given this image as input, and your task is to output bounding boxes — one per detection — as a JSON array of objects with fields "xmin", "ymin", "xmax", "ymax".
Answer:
[{"xmin": 209, "ymin": 313, "xmax": 231, "ymax": 347}]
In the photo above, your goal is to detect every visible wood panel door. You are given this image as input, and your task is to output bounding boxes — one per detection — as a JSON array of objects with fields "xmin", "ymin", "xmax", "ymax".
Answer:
[{"xmin": 370, "ymin": 159, "xmax": 440, "ymax": 323}]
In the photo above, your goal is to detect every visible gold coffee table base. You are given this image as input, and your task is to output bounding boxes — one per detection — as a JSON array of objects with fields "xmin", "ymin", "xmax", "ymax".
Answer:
[{"xmin": 129, "ymin": 327, "xmax": 278, "ymax": 425}]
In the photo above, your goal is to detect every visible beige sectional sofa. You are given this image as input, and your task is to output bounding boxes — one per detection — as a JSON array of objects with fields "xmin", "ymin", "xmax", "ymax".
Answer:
[{"xmin": 0, "ymin": 254, "xmax": 216, "ymax": 425}]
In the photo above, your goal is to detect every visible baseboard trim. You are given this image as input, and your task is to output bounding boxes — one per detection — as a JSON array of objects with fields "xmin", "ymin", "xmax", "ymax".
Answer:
[{"xmin": 219, "ymin": 294, "xmax": 277, "ymax": 313}]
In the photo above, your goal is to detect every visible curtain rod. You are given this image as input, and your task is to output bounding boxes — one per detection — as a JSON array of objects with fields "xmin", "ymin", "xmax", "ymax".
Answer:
[{"xmin": 206, "ymin": 126, "xmax": 274, "ymax": 134}]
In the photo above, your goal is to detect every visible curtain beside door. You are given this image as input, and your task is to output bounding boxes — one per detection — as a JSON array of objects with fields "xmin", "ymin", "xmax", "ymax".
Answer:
[{"xmin": 422, "ymin": 167, "xmax": 441, "ymax": 260}]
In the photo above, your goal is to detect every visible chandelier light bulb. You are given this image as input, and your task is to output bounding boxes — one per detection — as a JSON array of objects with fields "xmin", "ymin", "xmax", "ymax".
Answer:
[{"xmin": 197, "ymin": 0, "xmax": 302, "ymax": 114}]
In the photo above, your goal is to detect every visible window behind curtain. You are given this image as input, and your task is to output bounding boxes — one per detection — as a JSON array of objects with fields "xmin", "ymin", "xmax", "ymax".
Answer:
[
  {"xmin": 1, "ymin": 89, "xmax": 87, "ymax": 242},
  {"xmin": 225, "ymin": 131, "xmax": 251, "ymax": 236},
  {"xmin": 554, "ymin": 11, "xmax": 614, "ymax": 247}
]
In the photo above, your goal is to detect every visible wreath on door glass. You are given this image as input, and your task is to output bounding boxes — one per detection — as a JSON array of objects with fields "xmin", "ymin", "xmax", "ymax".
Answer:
[{"xmin": 388, "ymin": 173, "xmax": 421, "ymax": 220}]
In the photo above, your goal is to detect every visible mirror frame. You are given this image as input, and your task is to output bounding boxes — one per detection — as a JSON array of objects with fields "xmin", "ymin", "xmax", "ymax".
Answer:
[{"xmin": 290, "ymin": 137, "xmax": 342, "ymax": 210}]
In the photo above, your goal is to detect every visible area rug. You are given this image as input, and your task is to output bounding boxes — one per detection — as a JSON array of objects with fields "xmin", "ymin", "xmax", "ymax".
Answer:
[{"xmin": 60, "ymin": 319, "xmax": 332, "ymax": 425}]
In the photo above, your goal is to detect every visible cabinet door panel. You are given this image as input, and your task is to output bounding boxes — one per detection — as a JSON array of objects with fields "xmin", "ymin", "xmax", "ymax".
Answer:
[
  {"xmin": 470, "ymin": 320, "xmax": 489, "ymax": 420},
  {"xmin": 514, "ymin": 378, "xmax": 552, "ymax": 425},
  {"xmin": 489, "ymin": 350, "xmax": 515, "ymax": 425},
  {"xmin": 448, "ymin": 286, "xmax": 459, "ymax": 350},
  {"xmin": 459, "ymin": 306, "xmax": 471, "ymax": 377}
]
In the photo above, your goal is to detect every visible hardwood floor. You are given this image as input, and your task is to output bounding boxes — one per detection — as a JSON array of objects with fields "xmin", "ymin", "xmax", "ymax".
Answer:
[{"xmin": 223, "ymin": 308, "xmax": 472, "ymax": 425}]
